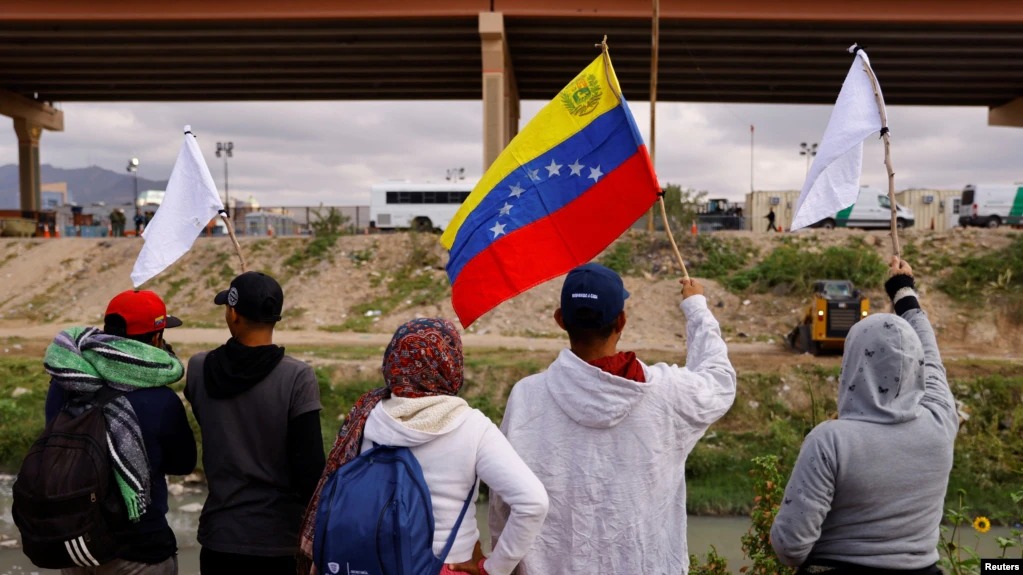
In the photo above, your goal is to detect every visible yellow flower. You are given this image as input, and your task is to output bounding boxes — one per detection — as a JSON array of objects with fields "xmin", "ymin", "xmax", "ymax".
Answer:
[{"xmin": 973, "ymin": 516, "xmax": 992, "ymax": 534}]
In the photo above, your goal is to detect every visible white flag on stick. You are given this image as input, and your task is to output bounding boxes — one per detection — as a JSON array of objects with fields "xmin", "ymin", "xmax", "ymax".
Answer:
[
  {"xmin": 790, "ymin": 46, "xmax": 885, "ymax": 231},
  {"xmin": 131, "ymin": 126, "xmax": 224, "ymax": 287}
]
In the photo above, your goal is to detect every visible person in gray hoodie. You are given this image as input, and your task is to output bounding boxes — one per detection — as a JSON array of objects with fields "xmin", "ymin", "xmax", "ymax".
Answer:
[{"xmin": 771, "ymin": 257, "xmax": 958, "ymax": 574}]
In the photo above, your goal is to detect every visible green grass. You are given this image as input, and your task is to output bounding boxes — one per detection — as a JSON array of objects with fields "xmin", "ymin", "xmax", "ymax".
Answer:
[
  {"xmin": 0, "ymin": 350, "xmax": 1019, "ymax": 521},
  {"xmin": 933, "ymin": 235, "xmax": 1023, "ymax": 324},
  {"xmin": 600, "ymin": 240, "xmax": 638, "ymax": 276},
  {"xmin": 0, "ymin": 357, "xmax": 48, "ymax": 470},
  {"xmin": 332, "ymin": 235, "xmax": 449, "ymax": 332},
  {"xmin": 691, "ymin": 235, "xmax": 756, "ymax": 281},
  {"xmin": 724, "ymin": 243, "xmax": 887, "ymax": 294},
  {"xmin": 284, "ymin": 234, "xmax": 339, "ymax": 269}
]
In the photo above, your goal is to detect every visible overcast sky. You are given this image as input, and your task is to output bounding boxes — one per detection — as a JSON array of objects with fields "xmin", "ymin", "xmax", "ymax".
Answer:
[{"xmin": 1, "ymin": 98, "xmax": 1021, "ymax": 207}]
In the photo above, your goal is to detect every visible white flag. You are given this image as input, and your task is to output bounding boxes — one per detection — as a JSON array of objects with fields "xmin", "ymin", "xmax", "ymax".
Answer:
[
  {"xmin": 131, "ymin": 126, "xmax": 224, "ymax": 287},
  {"xmin": 790, "ymin": 46, "xmax": 884, "ymax": 231}
]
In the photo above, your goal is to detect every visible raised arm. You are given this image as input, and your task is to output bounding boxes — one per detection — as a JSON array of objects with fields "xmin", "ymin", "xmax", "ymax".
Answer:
[
  {"xmin": 664, "ymin": 279, "xmax": 737, "ymax": 428},
  {"xmin": 884, "ymin": 257, "xmax": 957, "ymax": 437}
]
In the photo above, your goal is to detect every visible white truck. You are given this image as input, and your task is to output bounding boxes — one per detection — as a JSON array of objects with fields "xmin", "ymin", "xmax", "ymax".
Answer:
[
  {"xmin": 957, "ymin": 184, "xmax": 1023, "ymax": 228},
  {"xmin": 811, "ymin": 186, "xmax": 915, "ymax": 230}
]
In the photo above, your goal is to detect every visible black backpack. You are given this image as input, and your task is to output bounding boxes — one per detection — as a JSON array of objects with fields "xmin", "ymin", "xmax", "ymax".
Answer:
[{"xmin": 13, "ymin": 387, "xmax": 130, "ymax": 569}]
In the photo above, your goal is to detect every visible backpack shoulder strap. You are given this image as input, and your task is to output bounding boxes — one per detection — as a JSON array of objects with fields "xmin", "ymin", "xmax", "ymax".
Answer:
[
  {"xmin": 437, "ymin": 475, "xmax": 478, "ymax": 562},
  {"xmin": 91, "ymin": 385, "xmax": 126, "ymax": 406}
]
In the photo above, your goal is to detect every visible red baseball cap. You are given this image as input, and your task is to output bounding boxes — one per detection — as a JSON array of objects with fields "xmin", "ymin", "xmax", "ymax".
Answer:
[{"xmin": 105, "ymin": 290, "xmax": 183, "ymax": 336}]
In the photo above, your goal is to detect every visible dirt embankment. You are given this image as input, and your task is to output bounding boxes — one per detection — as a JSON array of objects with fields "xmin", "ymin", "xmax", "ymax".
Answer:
[{"xmin": 0, "ymin": 228, "xmax": 1020, "ymax": 359}]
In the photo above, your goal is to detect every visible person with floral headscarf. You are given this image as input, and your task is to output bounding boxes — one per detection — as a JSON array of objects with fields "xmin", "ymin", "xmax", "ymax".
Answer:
[{"xmin": 298, "ymin": 318, "xmax": 548, "ymax": 575}]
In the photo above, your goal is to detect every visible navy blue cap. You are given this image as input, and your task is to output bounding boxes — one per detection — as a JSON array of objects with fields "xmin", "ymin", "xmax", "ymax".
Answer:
[{"xmin": 560, "ymin": 263, "xmax": 630, "ymax": 329}]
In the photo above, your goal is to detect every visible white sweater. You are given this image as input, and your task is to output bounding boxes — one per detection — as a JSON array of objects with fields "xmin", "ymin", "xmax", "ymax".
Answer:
[
  {"xmin": 361, "ymin": 396, "xmax": 549, "ymax": 575},
  {"xmin": 489, "ymin": 295, "xmax": 736, "ymax": 574}
]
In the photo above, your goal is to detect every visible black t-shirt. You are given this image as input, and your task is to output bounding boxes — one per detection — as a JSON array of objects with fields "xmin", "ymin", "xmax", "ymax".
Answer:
[{"xmin": 185, "ymin": 353, "xmax": 322, "ymax": 557}]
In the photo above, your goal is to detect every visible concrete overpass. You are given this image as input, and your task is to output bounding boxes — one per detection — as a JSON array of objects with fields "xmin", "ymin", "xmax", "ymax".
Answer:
[{"xmin": 2, "ymin": 0, "xmax": 1022, "ymax": 211}]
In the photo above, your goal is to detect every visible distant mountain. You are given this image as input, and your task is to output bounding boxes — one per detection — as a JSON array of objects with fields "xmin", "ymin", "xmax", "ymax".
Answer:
[{"xmin": 0, "ymin": 164, "xmax": 169, "ymax": 209}]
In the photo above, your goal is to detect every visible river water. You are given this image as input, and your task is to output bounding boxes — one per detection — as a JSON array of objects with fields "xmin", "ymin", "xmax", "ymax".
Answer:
[{"xmin": 0, "ymin": 475, "xmax": 1016, "ymax": 574}]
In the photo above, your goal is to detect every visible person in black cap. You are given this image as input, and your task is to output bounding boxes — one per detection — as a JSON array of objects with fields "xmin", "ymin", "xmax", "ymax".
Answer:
[
  {"xmin": 489, "ymin": 263, "xmax": 737, "ymax": 574},
  {"xmin": 184, "ymin": 271, "xmax": 325, "ymax": 575}
]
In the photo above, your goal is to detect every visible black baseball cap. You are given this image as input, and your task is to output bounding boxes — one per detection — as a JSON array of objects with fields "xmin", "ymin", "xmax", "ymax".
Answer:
[
  {"xmin": 560, "ymin": 263, "xmax": 630, "ymax": 329},
  {"xmin": 214, "ymin": 271, "xmax": 284, "ymax": 322}
]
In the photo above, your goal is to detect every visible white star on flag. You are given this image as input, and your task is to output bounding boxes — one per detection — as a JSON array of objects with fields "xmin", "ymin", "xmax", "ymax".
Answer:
[
  {"xmin": 588, "ymin": 165, "xmax": 603, "ymax": 182},
  {"xmin": 528, "ymin": 168, "xmax": 541, "ymax": 182},
  {"xmin": 490, "ymin": 221, "xmax": 506, "ymax": 238},
  {"xmin": 509, "ymin": 183, "xmax": 525, "ymax": 198},
  {"xmin": 546, "ymin": 159, "xmax": 563, "ymax": 177},
  {"xmin": 568, "ymin": 159, "xmax": 584, "ymax": 176},
  {"xmin": 499, "ymin": 203, "xmax": 513, "ymax": 216}
]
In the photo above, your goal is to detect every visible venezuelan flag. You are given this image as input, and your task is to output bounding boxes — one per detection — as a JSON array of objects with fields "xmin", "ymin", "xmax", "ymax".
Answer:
[{"xmin": 441, "ymin": 51, "xmax": 659, "ymax": 328}]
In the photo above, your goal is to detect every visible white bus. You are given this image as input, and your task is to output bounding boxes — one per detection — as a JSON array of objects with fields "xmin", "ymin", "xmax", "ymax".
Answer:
[{"xmin": 369, "ymin": 182, "xmax": 473, "ymax": 232}]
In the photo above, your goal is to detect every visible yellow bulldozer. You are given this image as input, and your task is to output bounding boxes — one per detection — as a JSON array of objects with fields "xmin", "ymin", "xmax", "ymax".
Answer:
[{"xmin": 787, "ymin": 280, "xmax": 870, "ymax": 355}]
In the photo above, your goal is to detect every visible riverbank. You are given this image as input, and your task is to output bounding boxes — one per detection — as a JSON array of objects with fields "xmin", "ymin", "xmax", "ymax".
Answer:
[
  {"xmin": 1, "ymin": 472, "xmax": 1018, "ymax": 575},
  {"xmin": 1, "ymin": 338, "xmax": 1021, "ymax": 520}
]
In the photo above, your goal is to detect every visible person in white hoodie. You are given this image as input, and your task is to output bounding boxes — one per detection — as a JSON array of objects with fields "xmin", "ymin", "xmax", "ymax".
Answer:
[
  {"xmin": 298, "ymin": 317, "xmax": 548, "ymax": 575},
  {"xmin": 490, "ymin": 262, "xmax": 737, "ymax": 574}
]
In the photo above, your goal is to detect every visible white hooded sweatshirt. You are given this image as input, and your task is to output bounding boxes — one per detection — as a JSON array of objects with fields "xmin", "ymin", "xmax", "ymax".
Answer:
[
  {"xmin": 361, "ymin": 395, "xmax": 548, "ymax": 575},
  {"xmin": 489, "ymin": 294, "xmax": 736, "ymax": 574}
]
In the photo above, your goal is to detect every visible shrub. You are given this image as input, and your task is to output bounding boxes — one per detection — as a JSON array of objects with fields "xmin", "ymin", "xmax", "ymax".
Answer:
[
  {"xmin": 725, "ymin": 244, "xmax": 886, "ymax": 294},
  {"xmin": 692, "ymin": 236, "xmax": 754, "ymax": 281}
]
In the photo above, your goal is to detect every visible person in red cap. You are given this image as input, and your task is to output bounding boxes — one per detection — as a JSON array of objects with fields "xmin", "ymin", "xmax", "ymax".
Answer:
[
  {"xmin": 185, "ymin": 271, "xmax": 324, "ymax": 575},
  {"xmin": 44, "ymin": 289, "xmax": 197, "ymax": 575}
]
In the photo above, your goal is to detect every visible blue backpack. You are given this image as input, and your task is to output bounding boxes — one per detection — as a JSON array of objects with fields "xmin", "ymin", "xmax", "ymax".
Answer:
[{"xmin": 313, "ymin": 443, "xmax": 476, "ymax": 575}]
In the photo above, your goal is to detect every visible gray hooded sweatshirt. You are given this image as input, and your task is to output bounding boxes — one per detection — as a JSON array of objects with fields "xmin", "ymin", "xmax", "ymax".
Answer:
[{"xmin": 771, "ymin": 309, "xmax": 958, "ymax": 569}]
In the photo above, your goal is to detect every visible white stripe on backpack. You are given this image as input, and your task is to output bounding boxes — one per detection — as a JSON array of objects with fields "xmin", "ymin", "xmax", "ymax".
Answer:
[
  {"xmin": 77, "ymin": 535, "xmax": 100, "ymax": 566},
  {"xmin": 65, "ymin": 539, "xmax": 86, "ymax": 567}
]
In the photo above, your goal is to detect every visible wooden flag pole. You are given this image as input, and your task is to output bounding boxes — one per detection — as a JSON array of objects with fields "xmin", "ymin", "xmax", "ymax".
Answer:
[
  {"xmin": 659, "ymin": 195, "xmax": 690, "ymax": 279},
  {"xmin": 855, "ymin": 45, "xmax": 901, "ymax": 258},
  {"xmin": 597, "ymin": 33, "xmax": 691, "ymax": 280},
  {"xmin": 646, "ymin": 0, "xmax": 659, "ymax": 233},
  {"xmin": 219, "ymin": 210, "xmax": 247, "ymax": 272}
]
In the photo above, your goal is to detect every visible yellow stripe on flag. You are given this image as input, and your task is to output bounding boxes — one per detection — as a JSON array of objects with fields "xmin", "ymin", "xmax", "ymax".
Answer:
[{"xmin": 441, "ymin": 53, "xmax": 623, "ymax": 249}]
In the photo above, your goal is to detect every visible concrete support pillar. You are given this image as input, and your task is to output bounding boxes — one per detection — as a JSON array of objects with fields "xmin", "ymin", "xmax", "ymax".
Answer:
[
  {"xmin": 479, "ymin": 12, "xmax": 519, "ymax": 171},
  {"xmin": 989, "ymin": 97, "xmax": 1023, "ymax": 128},
  {"xmin": 13, "ymin": 117, "xmax": 42, "ymax": 211},
  {"xmin": 0, "ymin": 90, "xmax": 64, "ymax": 212}
]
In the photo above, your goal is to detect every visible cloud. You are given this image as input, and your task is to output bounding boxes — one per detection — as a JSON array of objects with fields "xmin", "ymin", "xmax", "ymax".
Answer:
[{"xmin": 0, "ymin": 98, "xmax": 1020, "ymax": 207}]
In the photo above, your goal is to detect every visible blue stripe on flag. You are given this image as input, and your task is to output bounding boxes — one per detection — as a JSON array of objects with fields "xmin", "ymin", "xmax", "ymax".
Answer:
[{"xmin": 447, "ymin": 105, "xmax": 641, "ymax": 282}]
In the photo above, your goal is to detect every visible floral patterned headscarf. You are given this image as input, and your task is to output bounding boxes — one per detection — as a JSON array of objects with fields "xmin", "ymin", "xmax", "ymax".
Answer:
[
  {"xmin": 297, "ymin": 318, "xmax": 464, "ymax": 573},
  {"xmin": 382, "ymin": 317, "xmax": 463, "ymax": 396}
]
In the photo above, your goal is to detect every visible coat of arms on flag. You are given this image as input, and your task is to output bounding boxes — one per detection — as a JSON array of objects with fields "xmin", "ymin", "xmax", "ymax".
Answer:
[{"xmin": 441, "ymin": 48, "xmax": 660, "ymax": 328}]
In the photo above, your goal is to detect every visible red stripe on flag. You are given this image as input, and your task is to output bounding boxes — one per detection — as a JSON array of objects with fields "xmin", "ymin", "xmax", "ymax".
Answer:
[{"xmin": 451, "ymin": 148, "xmax": 658, "ymax": 327}]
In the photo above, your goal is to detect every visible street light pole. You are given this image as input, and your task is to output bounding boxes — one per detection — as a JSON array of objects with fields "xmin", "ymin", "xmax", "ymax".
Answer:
[
  {"xmin": 799, "ymin": 142, "xmax": 818, "ymax": 177},
  {"xmin": 216, "ymin": 141, "xmax": 234, "ymax": 213},
  {"xmin": 126, "ymin": 157, "xmax": 139, "ymax": 234}
]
